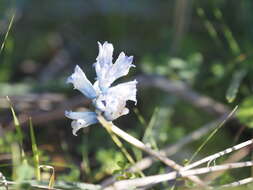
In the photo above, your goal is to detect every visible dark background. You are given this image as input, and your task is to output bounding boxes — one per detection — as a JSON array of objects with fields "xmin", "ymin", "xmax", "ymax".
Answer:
[{"xmin": 0, "ymin": 0, "xmax": 252, "ymax": 188}]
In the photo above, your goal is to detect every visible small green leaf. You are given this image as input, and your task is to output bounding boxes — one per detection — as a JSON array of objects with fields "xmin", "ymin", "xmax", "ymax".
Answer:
[
  {"xmin": 237, "ymin": 96, "xmax": 253, "ymax": 128},
  {"xmin": 6, "ymin": 96, "xmax": 23, "ymax": 143},
  {"xmin": 226, "ymin": 69, "xmax": 247, "ymax": 103}
]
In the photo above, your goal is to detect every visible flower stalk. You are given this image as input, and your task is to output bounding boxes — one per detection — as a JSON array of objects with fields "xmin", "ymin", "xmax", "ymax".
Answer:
[{"xmin": 97, "ymin": 115, "xmax": 207, "ymax": 188}]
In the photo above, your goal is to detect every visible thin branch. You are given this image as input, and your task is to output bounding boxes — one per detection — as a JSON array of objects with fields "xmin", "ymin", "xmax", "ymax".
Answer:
[
  {"xmin": 103, "ymin": 124, "xmax": 136, "ymax": 164},
  {"xmin": 101, "ymin": 116, "xmax": 224, "ymax": 187},
  {"xmin": 187, "ymin": 105, "xmax": 238, "ymax": 164},
  {"xmin": 3, "ymin": 180, "xmax": 61, "ymax": 190},
  {"xmin": 182, "ymin": 139, "xmax": 253, "ymax": 171},
  {"xmin": 204, "ymin": 145, "xmax": 251, "ymax": 182},
  {"xmin": 98, "ymin": 116, "xmax": 207, "ymax": 188},
  {"xmin": 1, "ymin": 180, "xmax": 102, "ymax": 190},
  {"xmin": 106, "ymin": 161, "xmax": 253, "ymax": 190},
  {"xmin": 219, "ymin": 177, "xmax": 253, "ymax": 188},
  {"xmin": 101, "ymin": 106, "xmax": 237, "ymax": 187}
]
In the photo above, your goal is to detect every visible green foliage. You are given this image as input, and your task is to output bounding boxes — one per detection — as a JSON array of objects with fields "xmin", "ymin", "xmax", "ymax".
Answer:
[
  {"xmin": 226, "ymin": 69, "xmax": 247, "ymax": 103},
  {"xmin": 113, "ymin": 160, "xmax": 140, "ymax": 181},
  {"xmin": 142, "ymin": 108, "xmax": 159, "ymax": 150},
  {"xmin": 96, "ymin": 149, "xmax": 125, "ymax": 175},
  {"xmin": 141, "ymin": 52, "xmax": 202, "ymax": 85},
  {"xmin": 15, "ymin": 162, "xmax": 35, "ymax": 183},
  {"xmin": 7, "ymin": 97, "xmax": 23, "ymax": 144},
  {"xmin": 218, "ymin": 172, "xmax": 235, "ymax": 185},
  {"xmin": 58, "ymin": 165, "xmax": 80, "ymax": 182},
  {"xmin": 237, "ymin": 96, "xmax": 253, "ymax": 128},
  {"xmin": 1, "ymin": 0, "xmax": 253, "ymax": 189},
  {"xmin": 0, "ymin": 131, "xmax": 20, "ymax": 152},
  {"xmin": 29, "ymin": 118, "xmax": 40, "ymax": 180}
]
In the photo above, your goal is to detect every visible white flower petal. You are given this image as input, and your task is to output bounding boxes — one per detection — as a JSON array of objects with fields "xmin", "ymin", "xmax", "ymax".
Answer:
[
  {"xmin": 92, "ymin": 80, "xmax": 101, "ymax": 95},
  {"xmin": 97, "ymin": 41, "xmax": 113, "ymax": 67},
  {"xmin": 65, "ymin": 110, "xmax": 96, "ymax": 120},
  {"xmin": 65, "ymin": 111, "xmax": 98, "ymax": 136},
  {"xmin": 94, "ymin": 42, "xmax": 135, "ymax": 93},
  {"xmin": 102, "ymin": 96, "xmax": 127, "ymax": 121},
  {"xmin": 67, "ymin": 65, "xmax": 97, "ymax": 99},
  {"xmin": 94, "ymin": 42, "xmax": 114, "ymax": 90},
  {"xmin": 93, "ymin": 80, "xmax": 137, "ymax": 121},
  {"xmin": 110, "ymin": 52, "xmax": 135, "ymax": 81},
  {"xmin": 107, "ymin": 80, "xmax": 137, "ymax": 104},
  {"xmin": 98, "ymin": 52, "xmax": 135, "ymax": 90}
]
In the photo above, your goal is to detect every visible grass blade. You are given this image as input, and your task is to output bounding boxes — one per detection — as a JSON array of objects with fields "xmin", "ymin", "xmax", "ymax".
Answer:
[
  {"xmin": 187, "ymin": 106, "xmax": 238, "ymax": 164},
  {"xmin": 29, "ymin": 117, "xmax": 41, "ymax": 181},
  {"xmin": 0, "ymin": 12, "xmax": 15, "ymax": 54},
  {"xmin": 6, "ymin": 96, "xmax": 23, "ymax": 145}
]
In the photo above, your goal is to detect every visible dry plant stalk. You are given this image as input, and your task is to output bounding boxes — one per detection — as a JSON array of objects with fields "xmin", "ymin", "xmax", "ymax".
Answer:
[
  {"xmin": 101, "ymin": 116, "xmax": 227, "ymax": 187},
  {"xmin": 106, "ymin": 161, "xmax": 253, "ymax": 190},
  {"xmin": 220, "ymin": 177, "xmax": 253, "ymax": 188},
  {"xmin": 204, "ymin": 145, "xmax": 251, "ymax": 182},
  {"xmin": 182, "ymin": 139, "xmax": 253, "ymax": 171},
  {"xmin": 98, "ymin": 116, "xmax": 207, "ymax": 188}
]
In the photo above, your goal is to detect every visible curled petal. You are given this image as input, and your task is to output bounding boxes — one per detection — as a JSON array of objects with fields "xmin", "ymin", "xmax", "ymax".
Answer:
[
  {"xmin": 96, "ymin": 41, "xmax": 113, "ymax": 67},
  {"xmin": 99, "ymin": 52, "xmax": 135, "ymax": 90},
  {"xmin": 108, "ymin": 80, "xmax": 137, "ymax": 104},
  {"xmin": 95, "ymin": 42, "xmax": 114, "ymax": 91},
  {"xmin": 111, "ymin": 52, "xmax": 135, "ymax": 82},
  {"xmin": 67, "ymin": 65, "xmax": 97, "ymax": 99},
  {"xmin": 65, "ymin": 111, "xmax": 98, "ymax": 136},
  {"xmin": 65, "ymin": 110, "xmax": 97, "ymax": 120}
]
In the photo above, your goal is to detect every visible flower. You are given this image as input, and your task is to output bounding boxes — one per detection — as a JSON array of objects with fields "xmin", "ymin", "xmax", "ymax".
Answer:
[
  {"xmin": 95, "ymin": 42, "xmax": 135, "ymax": 92},
  {"xmin": 65, "ymin": 42, "xmax": 137, "ymax": 136},
  {"xmin": 65, "ymin": 111, "xmax": 98, "ymax": 136},
  {"xmin": 66, "ymin": 65, "xmax": 97, "ymax": 99}
]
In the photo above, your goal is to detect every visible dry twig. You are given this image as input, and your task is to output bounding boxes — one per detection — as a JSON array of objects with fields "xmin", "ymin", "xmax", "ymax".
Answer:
[
  {"xmin": 101, "ymin": 116, "xmax": 225, "ymax": 187},
  {"xmin": 182, "ymin": 139, "xmax": 253, "ymax": 171},
  {"xmin": 105, "ymin": 161, "xmax": 253, "ymax": 190},
  {"xmin": 98, "ymin": 116, "xmax": 207, "ymax": 188},
  {"xmin": 220, "ymin": 177, "xmax": 253, "ymax": 188}
]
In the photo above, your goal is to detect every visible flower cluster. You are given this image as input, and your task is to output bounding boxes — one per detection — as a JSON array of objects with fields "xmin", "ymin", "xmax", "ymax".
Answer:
[{"xmin": 65, "ymin": 42, "xmax": 137, "ymax": 136}]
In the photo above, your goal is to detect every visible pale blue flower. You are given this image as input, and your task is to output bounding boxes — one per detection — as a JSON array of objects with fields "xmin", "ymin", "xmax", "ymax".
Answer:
[
  {"xmin": 65, "ymin": 111, "xmax": 98, "ymax": 136},
  {"xmin": 94, "ymin": 42, "xmax": 135, "ymax": 92},
  {"xmin": 65, "ymin": 42, "xmax": 137, "ymax": 135},
  {"xmin": 93, "ymin": 80, "xmax": 137, "ymax": 121},
  {"xmin": 66, "ymin": 65, "xmax": 97, "ymax": 99}
]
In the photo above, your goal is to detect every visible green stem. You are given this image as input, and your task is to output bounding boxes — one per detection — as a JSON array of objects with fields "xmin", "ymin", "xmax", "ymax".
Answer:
[{"xmin": 101, "ymin": 119, "xmax": 145, "ymax": 177}]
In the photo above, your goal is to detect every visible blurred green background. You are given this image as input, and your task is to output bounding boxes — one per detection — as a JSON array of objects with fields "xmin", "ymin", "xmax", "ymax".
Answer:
[{"xmin": 0, "ymin": 0, "xmax": 253, "ymax": 189}]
